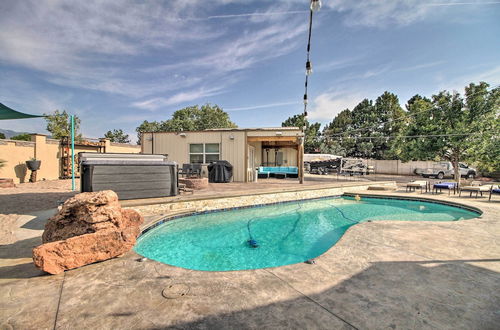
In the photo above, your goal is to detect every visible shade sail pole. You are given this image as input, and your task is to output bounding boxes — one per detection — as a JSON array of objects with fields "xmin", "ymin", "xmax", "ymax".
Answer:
[{"xmin": 71, "ymin": 115, "xmax": 75, "ymax": 191}]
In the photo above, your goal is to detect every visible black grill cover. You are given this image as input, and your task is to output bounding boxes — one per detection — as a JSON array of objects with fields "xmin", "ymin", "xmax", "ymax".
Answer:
[{"xmin": 208, "ymin": 160, "xmax": 233, "ymax": 183}]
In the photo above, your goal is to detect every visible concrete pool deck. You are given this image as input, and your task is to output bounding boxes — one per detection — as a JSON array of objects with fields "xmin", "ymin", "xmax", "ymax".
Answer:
[{"xmin": 1, "ymin": 185, "xmax": 499, "ymax": 329}]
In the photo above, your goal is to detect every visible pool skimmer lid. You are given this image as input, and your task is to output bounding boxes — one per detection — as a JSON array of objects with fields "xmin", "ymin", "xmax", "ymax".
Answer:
[{"xmin": 162, "ymin": 283, "xmax": 190, "ymax": 299}]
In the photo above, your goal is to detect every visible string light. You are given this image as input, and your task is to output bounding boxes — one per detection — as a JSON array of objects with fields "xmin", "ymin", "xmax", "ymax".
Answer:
[
  {"xmin": 302, "ymin": 0, "xmax": 321, "ymax": 123},
  {"xmin": 306, "ymin": 60, "xmax": 312, "ymax": 75},
  {"xmin": 310, "ymin": 0, "xmax": 322, "ymax": 12}
]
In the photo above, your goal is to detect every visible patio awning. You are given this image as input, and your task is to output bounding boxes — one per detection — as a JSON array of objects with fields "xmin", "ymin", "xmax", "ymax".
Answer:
[{"xmin": 0, "ymin": 102, "xmax": 44, "ymax": 120}]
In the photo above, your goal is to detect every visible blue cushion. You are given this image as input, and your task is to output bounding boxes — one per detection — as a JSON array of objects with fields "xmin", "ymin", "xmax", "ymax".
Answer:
[
  {"xmin": 434, "ymin": 183, "xmax": 456, "ymax": 189},
  {"xmin": 258, "ymin": 166, "xmax": 298, "ymax": 174}
]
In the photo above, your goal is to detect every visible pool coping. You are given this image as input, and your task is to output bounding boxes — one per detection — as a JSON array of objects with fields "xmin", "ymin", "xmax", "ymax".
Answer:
[
  {"xmin": 343, "ymin": 192, "xmax": 483, "ymax": 215},
  {"xmin": 139, "ymin": 192, "xmax": 483, "ymax": 236},
  {"xmin": 122, "ymin": 180, "xmax": 397, "ymax": 208}
]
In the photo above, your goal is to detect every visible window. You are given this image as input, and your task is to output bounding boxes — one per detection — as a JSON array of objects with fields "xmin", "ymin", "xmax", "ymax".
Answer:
[{"xmin": 189, "ymin": 143, "xmax": 220, "ymax": 164}]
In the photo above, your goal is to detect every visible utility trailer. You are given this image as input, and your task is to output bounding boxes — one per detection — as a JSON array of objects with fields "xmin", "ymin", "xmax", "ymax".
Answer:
[
  {"xmin": 339, "ymin": 158, "xmax": 374, "ymax": 175},
  {"xmin": 307, "ymin": 159, "xmax": 342, "ymax": 175},
  {"xmin": 80, "ymin": 153, "xmax": 178, "ymax": 200}
]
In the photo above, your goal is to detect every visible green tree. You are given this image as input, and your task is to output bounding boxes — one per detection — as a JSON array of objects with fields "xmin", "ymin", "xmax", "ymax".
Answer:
[
  {"xmin": 104, "ymin": 129, "xmax": 130, "ymax": 143},
  {"xmin": 398, "ymin": 82, "xmax": 499, "ymax": 183},
  {"xmin": 44, "ymin": 110, "xmax": 81, "ymax": 140},
  {"xmin": 135, "ymin": 104, "xmax": 237, "ymax": 144},
  {"xmin": 321, "ymin": 92, "xmax": 405, "ymax": 159},
  {"xmin": 281, "ymin": 114, "xmax": 321, "ymax": 153},
  {"xmin": 463, "ymin": 82, "xmax": 500, "ymax": 173},
  {"xmin": 322, "ymin": 109, "xmax": 354, "ymax": 156},
  {"xmin": 135, "ymin": 120, "xmax": 164, "ymax": 145},
  {"xmin": 10, "ymin": 133, "xmax": 32, "ymax": 141},
  {"xmin": 0, "ymin": 133, "xmax": 5, "ymax": 139},
  {"xmin": 347, "ymin": 99, "xmax": 376, "ymax": 158},
  {"xmin": 372, "ymin": 92, "xmax": 405, "ymax": 159}
]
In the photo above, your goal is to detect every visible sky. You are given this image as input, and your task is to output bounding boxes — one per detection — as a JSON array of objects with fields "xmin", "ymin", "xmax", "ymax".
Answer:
[{"xmin": 1, "ymin": 0, "xmax": 499, "ymax": 141}]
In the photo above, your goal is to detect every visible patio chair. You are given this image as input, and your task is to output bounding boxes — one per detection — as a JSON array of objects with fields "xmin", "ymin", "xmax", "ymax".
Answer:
[
  {"xmin": 406, "ymin": 180, "xmax": 428, "ymax": 193},
  {"xmin": 432, "ymin": 181, "xmax": 457, "ymax": 195},
  {"xmin": 488, "ymin": 185, "xmax": 500, "ymax": 201},
  {"xmin": 179, "ymin": 164, "xmax": 192, "ymax": 177},
  {"xmin": 191, "ymin": 164, "xmax": 202, "ymax": 178},
  {"xmin": 459, "ymin": 181, "xmax": 492, "ymax": 198}
]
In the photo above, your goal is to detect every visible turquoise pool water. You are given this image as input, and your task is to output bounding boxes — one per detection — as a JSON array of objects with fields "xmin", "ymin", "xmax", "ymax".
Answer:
[{"xmin": 134, "ymin": 196, "xmax": 479, "ymax": 271}]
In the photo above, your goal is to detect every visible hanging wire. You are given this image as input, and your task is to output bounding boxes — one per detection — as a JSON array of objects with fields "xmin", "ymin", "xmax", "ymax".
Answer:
[{"xmin": 303, "ymin": 0, "xmax": 321, "ymax": 124}]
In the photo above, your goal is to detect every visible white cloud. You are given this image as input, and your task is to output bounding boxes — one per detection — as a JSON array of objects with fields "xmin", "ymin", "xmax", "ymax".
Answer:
[
  {"xmin": 435, "ymin": 65, "xmax": 500, "ymax": 93},
  {"xmin": 308, "ymin": 91, "xmax": 364, "ymax": 121},
  {"xmin": 132, "ymin": 87, "xmax": 225, "ymax": 111},
  {"xmin": 324, "ymin": 0, "xmax": 500, "ymax": 27},
  {"xmin": 0, "ymin": 0, "xmax": 309, "ymax": 102},
  {"xmin": 225, "ymin": 101, "xmax": 299, "ymax": 112}
]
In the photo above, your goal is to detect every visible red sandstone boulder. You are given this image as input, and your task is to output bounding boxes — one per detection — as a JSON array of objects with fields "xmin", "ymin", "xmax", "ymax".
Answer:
[{"xmin": 33, "ymin": 190, "xmax": 143, "ymax": 275}]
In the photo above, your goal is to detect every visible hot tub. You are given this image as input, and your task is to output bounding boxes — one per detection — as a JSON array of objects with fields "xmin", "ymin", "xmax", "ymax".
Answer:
[{"xmin": 80, "ymin": 153, "xmax": 178, "ymax": 199}]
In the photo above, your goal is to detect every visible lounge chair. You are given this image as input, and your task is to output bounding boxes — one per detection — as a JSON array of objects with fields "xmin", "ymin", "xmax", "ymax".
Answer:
[
  {"xmin": 459, "ymin": 181, "xmax": 492, "ymax": 198},
  {"xmin": 488, "ymin": 185, "xmax": 500, "ymax": 201},
  {"xmin": 433, "ymin": 181, "xmax": 457, "ymax": 195},
  {"xmin": 406, "ymin": 180, "xmax": 428, "ymax": 193},
  {"xmin": 179, "ymin": 164, "xmax": 192, "ymax": 177},
  {"xmin": 191, "ymin": 164, "xmax": 202, "ymax": 178}
]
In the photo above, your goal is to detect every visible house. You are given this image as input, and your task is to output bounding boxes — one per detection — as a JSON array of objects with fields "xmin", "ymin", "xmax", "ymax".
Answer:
[{"xmin": 141, "ymin": 127, "xmax": 304, "ymax": 182}]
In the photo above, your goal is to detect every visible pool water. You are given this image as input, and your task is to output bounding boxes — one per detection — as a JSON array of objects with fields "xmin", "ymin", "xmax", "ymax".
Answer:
[{"xmin": 134, "ymin": 196, "xmax": 479, "ymax": 271}]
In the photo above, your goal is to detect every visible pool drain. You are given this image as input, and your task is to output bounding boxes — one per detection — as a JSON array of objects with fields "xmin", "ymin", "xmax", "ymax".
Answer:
[{"xmin": 162, "ymin": 284, "xmax": 190, "ymax": 299}]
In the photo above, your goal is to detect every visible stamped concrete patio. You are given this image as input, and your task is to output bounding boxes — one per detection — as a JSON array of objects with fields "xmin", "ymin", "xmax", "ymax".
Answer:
[{"xmin": 1, "ymin": 184, "xmax": 499, "ymax": 329}]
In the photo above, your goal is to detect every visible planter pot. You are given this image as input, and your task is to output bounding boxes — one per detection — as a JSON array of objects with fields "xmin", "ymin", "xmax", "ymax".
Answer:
[{"xmin": 26, "ymin": 160, "xmax": 41, "ymax": 171}]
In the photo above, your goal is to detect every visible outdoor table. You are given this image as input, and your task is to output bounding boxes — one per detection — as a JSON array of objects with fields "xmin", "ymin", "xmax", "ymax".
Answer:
[
  {"xmin": 433, "ymin": 182, "xmax": 457, "ymax": 195},
  {"xmin": 274, "ymin": 173, "xmax": 287, "ymax": 179}
]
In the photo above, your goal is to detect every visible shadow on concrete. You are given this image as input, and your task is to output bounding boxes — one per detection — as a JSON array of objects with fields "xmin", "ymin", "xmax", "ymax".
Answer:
[
  {"xmin": 0, "ymin": 236, "xmax": 45, "ymax": 279},
  {"xmin": 21, "ymin": 213, "xmax": 51, "ymax": 230},
  {"xmin": 0, "ymin": 192, "xmax": 76, "ymax": 214},
  {"xmin": 0, "ymin": 236, "xmax": 41, "ymax": 260},
  {"xmin": 160, "ymin": 259, "xmax": 500, "ymax": 329},
  {"xmin": 0, "ymin": 260, "xmax": 46, "ymax": 279}
]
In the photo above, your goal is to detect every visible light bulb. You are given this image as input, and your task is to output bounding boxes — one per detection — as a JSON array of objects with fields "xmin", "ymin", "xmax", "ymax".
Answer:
[
  {"xmin": 310, "ymin": 0, "xmax": 322, "ymax": 12},
  {"xmin": 306, "ymin": 61, "xmax": 313, "ymax": 75}
]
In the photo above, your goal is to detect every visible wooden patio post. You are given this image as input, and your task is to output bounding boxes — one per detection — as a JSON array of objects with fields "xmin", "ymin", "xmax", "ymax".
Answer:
[{"xmin": 298, "ymin": 137, "xmax": 304, "ymax": 184}]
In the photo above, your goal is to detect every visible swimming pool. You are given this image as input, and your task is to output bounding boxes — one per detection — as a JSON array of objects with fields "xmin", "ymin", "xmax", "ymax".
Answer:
[{"xmin": 134, "ymin": 196, "xmax": 480, "ymax": 271}]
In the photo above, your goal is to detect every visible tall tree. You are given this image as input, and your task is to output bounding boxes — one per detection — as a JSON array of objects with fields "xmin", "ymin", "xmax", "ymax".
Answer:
[
  {"xmin": 398, "ymin": 82, "xmax": 499, "ymax": 184},
  {"xmin": 104, "ymin": 129, "xmax": 130, "ymax": 143},
  {"xmin": 135, "ymin": 104, "xmax": 237, "ymax": 144},
  {"xmin": 372, "ymin": 92, "xmax": 405, "ymax": 159},
  {"xmin": 135, "ymin": 120, "xmax": 164, "ymax": 145},
  {"xmin": 43, "ymin": 110, "xmax": 81, "ymax": 140},
  {"xmin": 348, "ymin": 98, "xmax": 376, "ymax": 158},
  {"xmin": 321, "ymin": 109, "xmax": 354, "ymax": 156},
  {"xmin": 281, "ymin": 114, "xmax": 321, "ymax": 153}
]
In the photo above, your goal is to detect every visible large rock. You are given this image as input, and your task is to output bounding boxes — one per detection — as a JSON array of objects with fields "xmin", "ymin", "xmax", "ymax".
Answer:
[{"xmin": 33, "ymin": 190, "xmax": 143, "ymax": 274}]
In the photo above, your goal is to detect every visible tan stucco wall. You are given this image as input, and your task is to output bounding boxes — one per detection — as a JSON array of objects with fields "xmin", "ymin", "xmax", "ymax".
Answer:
[
  {"xmin": 0, "ymin": 135, "xmax": 141, "ymax": 184},
  {"xmin": 0, "ymin": 140, "xmax": 36, "ymax": 183},
  {"xmin": 33, "ymin": 135, "xmax": 60, "ymax": 182}
]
